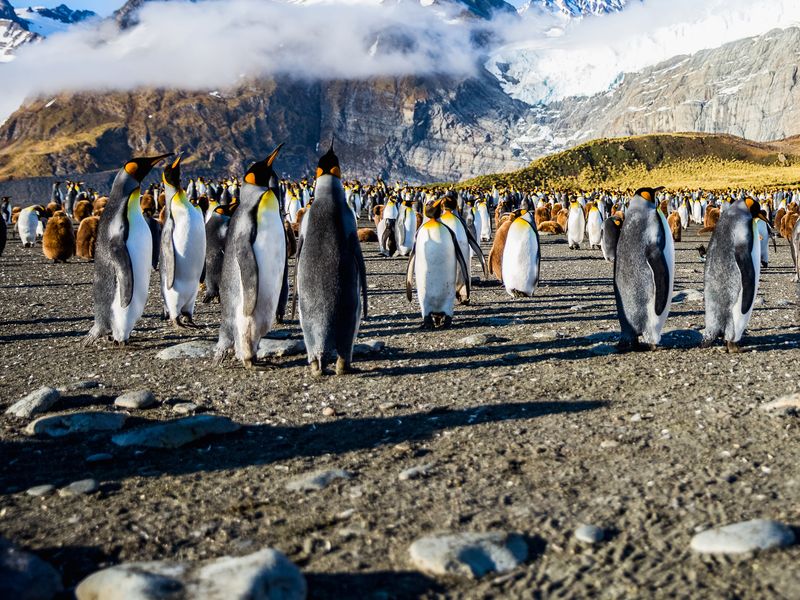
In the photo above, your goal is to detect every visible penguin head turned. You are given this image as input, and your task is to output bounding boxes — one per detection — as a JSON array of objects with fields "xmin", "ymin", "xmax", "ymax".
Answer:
[
  {"xmin": 316, "ymin": 143, "xmax": 341, "ymax": 179},
  {"xmin": 244, "ymin": 143, "xmax": 283, "ymax": 188},
  {"xmin": 423, "ymin": 199, "xmax": 444, "ymax": 220},
  {"xmin": 744, "ymin": 197, "xmax": 761, "ymax": 218},
  {"xmin": 634, "ymin": 187, "xmax": 664, "ymax": 203},
  {"xmin": 124, "ymin": 153, "xmax": 174, "ymax": 184},
  {"xmin": 162, "ymin": 154, "xmax": 183, "ymax": 189}
]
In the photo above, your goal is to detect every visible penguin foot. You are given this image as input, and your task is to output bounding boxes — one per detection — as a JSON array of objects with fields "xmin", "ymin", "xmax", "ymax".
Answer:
[
  {"xmin": 179, "ymin": 315, "xmax": 202, "ymax": 329},
  {"xmin": 726, "ymin": 341, "xmax": 742, "ymax": 354},
  {"xmin": 700, "ymin": 338, "xmax": 716, "ymax": 349},
  {"xmin": 310, "ymin": 359, "xmax": 325, "ymax": 377},
  {"xmin": 420, "ymin": 316, "xmax": 435, "ymax": 330},
  {"xmin": 511, "ymin": 290, "xmax": 528, "ymax": 298},
  {"xmin": 113, "ymin": 339, "xmax": 129, "ymax": 348},
  {"xmin": 171, "ymin": 318, "xmax": 189, "ymax": 330},
  {"xmin": 243, "ymin": 357, "xmax": 272, "ymax": 371},
  {"xmin": 335, "ymin": 357, "xmax": 358, "ymax": 376}
]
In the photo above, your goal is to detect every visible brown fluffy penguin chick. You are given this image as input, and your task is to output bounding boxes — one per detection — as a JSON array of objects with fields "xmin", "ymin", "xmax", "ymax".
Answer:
[
  {"xmin": 46, "ymin": 202, "xmax": 59, "ymax": 216},
  {"xmin": 284, "ymin": 221, "xmax": 297, "ymax": 258},
  {"xmin": 551, "ymin": 202, "xmax": 563, "ymax": 217},
  {"xmin": 11, "ymin": 206, "xmax": 21, "ymax": 225},
  {"xmin": 487, "ymin": 216, "xmax": 514, "ymax": 281},
  {"xmin": 667, "ymin": 211, "xmax": 682, "ymax": 242},
  {"xmin": 140, "ymin": 193, "xmax": 155, "ymax": 215},
  {"xmin": 699, "ymin": 207, "xmax": 720, "ymax": 234},
  {"xmin": 358, "ymin": 228, "xmax": 378, "ymax": 242},
  {"xmin": 783, "ymin": 213, "xmax": 799, "ymax": 240},
  {"xmin": 295, "ymin": 204, "xmax": 310, "ymax": 230},
  {"xmin": 372, "ymin": 204, "xmax": 384, "ymax": 227},
  {"xmin": 42, "ymin": 211, "xmax": 75, "ymax": 262},
  {"xmin": 534, "ymin": 206, "xmax": 550, "ymax": 227},
  {"xmin": 92, "ymin": 196, "xmax": 108, "ymax": 216},
  {"xmin": 76, "ymin": 215, "xmax": 99, "ymax": 260},
  {"xmin": 73, "ymin": 200, "xmax": 93, "ymax": 222},
  {"xmin": 659, "ymin": 200, "xmax": 669, "ymax": 215},
  {"xmin": 556, "ymin": 208, "xmax": 569, "ymax": 231},
  {"xmin": 537, "ymin": 220, "xmax": 563, "ymax": 235}
]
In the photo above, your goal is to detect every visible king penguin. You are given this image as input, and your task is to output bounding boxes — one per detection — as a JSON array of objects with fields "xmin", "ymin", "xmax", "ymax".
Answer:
[
  {"xmin": 601, "ymin": 215, "xmax": 623, "ymax": 262},
  {"xmin": 85, "ymin": 154, "xmax": 172, "ymax": 345},
  {"xmin": 501, "ymin": 208, "xmax": 540, "ymax": 298},
  {"xmin": 202, "ymin": 205, "xmax": 233, "ymax": 303},
  {"xmin": 567, "ymin": 200, "xmax": 586, "ymax": 249},
  {"xmin": 215, "ymin": 146, "xmax": 286, "ymax": 368},
  {"xmin": 702, "ymin": 197, "xmax": 762, "ymax": 352},
  {"xmin": 614, "ymin": 187, "xmax": 674, "ymax": 351},
  {"xmin": 160, "ymin": 155, "xmax": 207, "ymax": 328},
  {"xmin": 395, "ymin": 199, "xmax": 417, "ymax": 257},
  {"xmin": 440, "ymin": 194, "xmax": 487, "ymax": 301},
  {"xmin": 294, "ymin": 145, "xmax": 368, "ymax": 376},
  {"xmin": 586, "ymin": 201, "xmax": 603, "ymax": 249}
]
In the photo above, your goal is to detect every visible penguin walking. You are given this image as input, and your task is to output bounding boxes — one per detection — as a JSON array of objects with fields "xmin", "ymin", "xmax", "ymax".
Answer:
[
  {"xmin": 601, "ymin": 215, "xmax": 623, "ymax": 262},
  {"xmin": 42, "ymin": 211, "xmax": 75, "ymax": 262},
  {"xmin": 702, "ymin": 197, "xmax": 762, "ymax": 352},
  {"xmin": 792, "ymin": 218, "xmax": 800, "ymax": 292},
  {"xmin": 614, "ymin": 187, "xmax": 674, "ymax": 351},
  {"xmin": 215, "ymin": 146, "xmax": 286, "ymax": 368},
  {"xmin": 294, "ymin": 146, "xmax": 368, "ymax": 376},
  {"xmin": 501, "ymin": 209, "xmax": 540, "ymax": 298},
  {"xmin": 395, "ymin": 200, "xmax": 417, "ymax": 257},
  {"xmin": 84, "ymin": 154, "xmax": 172, "ymax": 345},
  {"xmin": 202, "ymin": 205, "xmax": 233, "ymax": 303},
  {"xmin": 567, "ymin": 200, "xmax": 586, "ymax": 249},
  {"xmin": 586, "ymin": 202, "xmax": 603, "ymax": 249},
  {"xmin": 160, "ymin": 156, "xmax": 207, "ymax": 328},
  {"xmin": 17, "ymin": 206, "xmax": 43, "ymax": 247},
  {"xmin": 406, "ymin": 200, "xmax": 470, "ymax": 329}
]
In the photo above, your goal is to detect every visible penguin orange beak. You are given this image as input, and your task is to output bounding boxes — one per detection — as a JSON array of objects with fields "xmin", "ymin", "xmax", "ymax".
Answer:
[{"xmin": 170, "ymin": 154, "xmax": 183, "ymax": 169}]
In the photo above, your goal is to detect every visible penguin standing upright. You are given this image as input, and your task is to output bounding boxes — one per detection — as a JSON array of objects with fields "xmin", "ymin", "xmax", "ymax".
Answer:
[
  {"xmin": 160, "ymin": 156, "xmax": 207, "ymax": 328},
  {"xmin": 586, "ymin": 202, "xmax": 603, "ymax": 249},
  {"xmin": 64, "ymin": 182, "xmax": 78, "ymax": 218},
  {"xmin": 76, "ymin": 215, "xmax": 100, "ymax": 261},
  {"xmin": 501, "ymin": 209, "xmax": 540, "ymax": 298},
  {"xmin": 614, "ymin": 187, "xmax": 674, "ymax": 351},
  {"xmin": 792, "ymin": 218, "xmax": 800, "ymax": 292},
  {"xmin": 567, "ymin": 200, "xmax": 586, "ymax": 249},
  {"xmin": 475, "ymin": 198, "xmax": 492, "ymax": 242},
  {"xmin": 84, "ymin": 154, "xmax": 172, "ymax": 345},
  {"xmin": 17, "ymin": 205, "xmax": 43, "ymax": 247},
  {"xmin": 202, "ymin": 205, "xmax": 232, "ymax": 303},
  {"xmin": 406, "ymin": 200, "xmax": 470, "ymax": 329},
  {"xmin": 42, "ymin": 211, "xmax": 75, "ymax": 262},
  {"xmin": 440, "ymin": 194, "xmax": 487, "ymax": 301},
  {"xmin": 295, "ymin": 146, "xmax": 368, "ymax": 376},
  {"xmin": 215, "ymin": 146, "xmax": 286, "ymax": 368},
  {"xmin": 601, "ymin": 215, "xmax": 623, "ymax": 262},
  {"xmin": 395, "ymin": 200, "xmax": 417, "ymax": 257},
  {"xmin": 0, "ymin": 211, "xmax": 6, "ymax": 256},
  {"xmin": 702, "ymin": 197, "xmax": 762, "ymax": 352},
  {"xmin": 377, "ymin": 196, "xmax": 398, "ymax": 257}
]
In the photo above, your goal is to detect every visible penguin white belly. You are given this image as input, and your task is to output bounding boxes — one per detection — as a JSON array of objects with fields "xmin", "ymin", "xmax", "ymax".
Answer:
[
  {"xmin": 397, "ymin": 210, "xmax": 416, "ymax": 256},
  {"xmin": 502, "ymin": 217, "xmax": 539, "ymax": 297},
  {"xmin": 165, "ymin": 204, "xmax": 206, "ymax": 315},
  {"xmin": 730, "ymin": 223, "xmax": 761, "ymax": 342},
  {"xmin": 36, "ymin": 220, "xmax": 44, "ymax": 238},
  {"xmin": 441, "ymin": 213, "xmax": 469, "ymax": 279},
  {"xmin": 472, "ymin": 208, "xmax": 484, "ymax": 244},
  {"xmin": 477, "ymin": 204, "xmax": 491, "ymax": 241},
  {"xmin": 679, "ymin": 206, "xmax": 689, "ymax": 229},
  {"xmin": 252, "ymin": 214, "xmax": 286, "ymax": 335},
  {"xmin": 383, "ymin": 202, "xmax": 398, "ymax": 221},
  {"xmin": 111, "ymin": 214, "xmax": 152, "ymax": 341},
  {"xmin": 643, "ymin": 213, "xmax": 675, "ymax": 345},
  {"xmin": 377, "ymin": 219, "xmax": 388, "ymax": 252},
  {"xmin": 587, "ymin": 212, "xmax": 603, "ymax": 246},
  {"xmin": 567, "ymin": 210, "xmax": 585, "ymax": 246},
  {"xmin": 18, "ymin": 210, "xmax": 37, "ymax": 245},
  {"xmin": 757, "ymin": 220, "xmax": 768, "ymax": 265},
  {"xmin": 416, "ymin": 225, "xmax": 457, "ymax": 317},
  {"xmin": 288, "ymin": 200, "xmax": 300, "ymax": 224}
]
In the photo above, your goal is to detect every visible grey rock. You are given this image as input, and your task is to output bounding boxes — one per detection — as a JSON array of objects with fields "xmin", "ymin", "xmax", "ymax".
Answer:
[
  {"xmin": 0, "ymin": 537, "xmax": 64, "ymax": 599},
  {"xmin": 58, "ymin": 380, "xmax": 101, "ymax": 392},
  {"xmin": 156, "ymin": 340, "xmax": 215, "ymax": 360},
  {"xmin": 86, "ymin": 453, "xmax": 113, "ymax": 463},
  {"xmin": 75, "ymin": 548, "xmax": 306, "ymax": 600},
  {"xmin": 25, "ymin": 412, "xmax": 127, "ymax": 438},
  {"xmin": 111, "ymin": 415, "xmax": 240, "ymax": 449},
  {"xmin": 690, "ymin": 519, "xmax": 796, "ymax": 554},
  {"xmin": 5, "ymin": 387, "xmax": 60, "ymax": 419},
  {"xmin": 285, "ymin": 469, "xmax": 352, "ymax": 492},
  {"xmin": 256, "ymin": 338, "xmax": 305, "ymax": 359},
  {"xmin": 575, "ymin": 524, "xmax": 605, "ymax": 544},
  {"xmin": 59, "ymin": 478, "xmax": 99, "ymax": 497},
  {"xmin": 458, "ymin": 333, "xmax": 502, "ymax": 348},
  {"xmin": 266, "ymin": 329, "xmax": 293, "ymax": 340},
  {"xmin": 753, "ymin": 296, "xmax": 766, "ymax": 307},
  {"xmin": 115, "ymin": 390, "xmax": 157, "ymax": 410},
  {"xmin": 26, "ymin": 484, "xmax": 55, "ymax": 497},
  {"xmin": 672, "ymin": 289, "xmax": 704, "ymax": 304},
  {"xmin": 399, "ymin": 463, "xmax": 435, "ymax": 481},
  {"xmin": 760, "ymin": 394, "xmax": 800, "ymax": 416},
  {"xmin": 172, "ymin": 403, "xmax": 199, "ymax": 415},
  {"xmin": 352, "ymin": 339, "xmax": 386, "ymax": 356},
  {"xmin": 409, "ymin": 532, "xmax": 528, "ymax": 578},
  {"xmin": 531, "ymin": 330, "xmax": 560, "ymax": 342}
]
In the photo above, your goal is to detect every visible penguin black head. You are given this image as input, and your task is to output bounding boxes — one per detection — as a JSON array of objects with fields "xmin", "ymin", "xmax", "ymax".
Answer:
[
  {"xmin": 244, "ymin": 144, "xmax": 283, "ymax": 187},
  {"xmin": 442, "ymin": 194, "xmax": 458, "ymax": 211},
  {"xmin": 423, "ymin": 199, "xmax": 443, "ymax": 220},
  {"xmin": 162, "ymin": 155, "xmax": 182, "ymax": 188},
  {"xmin": 744, "ymin": 197, "xmax": 761, "ymax": 218},
  {"xmin": 634, "ymin": 187, "xmax": 664, "ymax": 203},
  {"xmin": 124, "ymin": 153, "xmax": 174, "ymax": 183},
  {"xmin": 316, "ymin": 143, "xmax": 341, "ymax": 179}
]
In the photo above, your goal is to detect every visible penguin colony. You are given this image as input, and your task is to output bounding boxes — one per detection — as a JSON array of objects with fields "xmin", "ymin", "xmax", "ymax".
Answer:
[{"xmin": 3, "ymin": 156, "xmax": 800, "ymax": 366}]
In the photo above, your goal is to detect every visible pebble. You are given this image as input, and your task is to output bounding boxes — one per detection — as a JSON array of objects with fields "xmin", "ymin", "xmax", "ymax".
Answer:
[
  {"xmin": 114, "ymin": 390, "xmax": 157, "ymax": 410},
  {"xmin": 58, "ymin": 380, "xmax": 101, "ymax": 392},
  {"xmin": 0, "ymin": 537, "xmax": 63, "ymax": 599},
  {"xmin": 774, "ymin": 298, "xmax": 792, "ymax": 307},
  {"xmin": 86, "ymin": 453, "xmax": 113, "ymax": 463},
  {"xmin": 256, "ymin": 338, "xmax": 305, "ymax": 359},
  {"xmin": 285, "ymin": 469, "xmax": 352, "ymax": 492},
  {"xmin": 458, "ymin": 333, "xmax": 502, "ymax": 347},
  {"xmin": 760, "ymin": 393, "xmax": 800, "ymax": 416},
  {"xmin": 599, "ymin": 440, "xmax": 619, "ymax": 449},
  {"xmin": 672, "ymin": 289, "xmax": 704, "ymax": 304},
  {"xmin": 172, "ymin": 402, "xmax": 199, "ymax": 415},
  {"xmin": 25, "ymin": 412, "xmax": 127, "ymax": 438},
  {"xmin": 378, "ymin": 402, "xmax": 397, "ymax": 412},
  {"xmin": 75, "ymin": 547, "xmax": 306, "ymax": 600},
  {"xmin": 58, "ymin": 478, "xmax": 99, "ymax": 497},
  {"xmin": 409, "ymin": 532, "xmax": 528, "ymax": 578},
  {"xmin": 352, "ymin": 339, "xmax": 386, "ymax": 356},
  {"xmin": 690, "ymin": 519, "xmax": 796, "ymax": 554},
  {"xmin": 569, "ymin": 305, "xmax": 585, "ymax": 311},
  {"xmin": 575, "ymin": 524, "xmax": 605, "ymax": 544},
  {"xmin": 156, "ymin": 340, "xmax": 215, "ymax": 360},
  {"xmin": 26, "ymin": 484, "xmax": 55, "ymax": 497},
  {"xmin": 399, "ymin": 463, "xmax": 434, "ymax": 481},
  {"xmin": 111, "ymin": 415, "xmax": 240, "ymax": 449},
  {"xmin": 753, "ymin": 296, "xmax": 766, "ymax": 307},
  {"xmin": 630, "ymin": 413, "xmax": 642, "ymax": 422},
  {"xmin": 322, "ymin": 407, "xmax": 336, "ymax": 417},
  {"xmin": 5, "ymin": 387, "xmax": 61, "ymax": 419},
  {"xmin": 531, "ymin": 330, "xmax": 560, "ymax": 342}
]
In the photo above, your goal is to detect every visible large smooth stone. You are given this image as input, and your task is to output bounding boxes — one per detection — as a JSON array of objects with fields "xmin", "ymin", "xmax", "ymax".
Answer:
[
  {"xmin": 25, "ymin": 412, "xmax": 127, "ymax": 437},
  {"xmin": 111, "ymin": 415, "xmax": 239, "ymax": 449},
  {"xmin": 156, "ymin": 341, "xmax": 215, "ymax": 360},
  {"xmin": 690, "ymin": 519, "xmax": 796, "ymax": 554},
  {"xmin": 5, "ymin": 387, "xmax": 60, "ymax": 419},
  {"xmin": 409, "ymin": 532, "xmax": 528, "ymax": 578},
  {"xmin": 0, "ymin": 537, "xmax": 64, "ymax": 599},
  {"xmin": 285, "ymin": 469, "xmax": 352, "ymax": 492}
]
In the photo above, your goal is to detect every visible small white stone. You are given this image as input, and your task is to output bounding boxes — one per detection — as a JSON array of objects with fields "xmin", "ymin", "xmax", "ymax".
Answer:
[
  {"xmin": 58, "ymin": 479, "xmax": 98, "ymax": 497},
  {"xmin": 690, "ymin": 519, "xmax": 795, "ymax": 554},
  {"xmin": 285, "ymin": 469, "xmax": 352, "ymax": 492},
  {"xmin": 575, "ymin": 524, "xmax": 605, "ymax": 544}
]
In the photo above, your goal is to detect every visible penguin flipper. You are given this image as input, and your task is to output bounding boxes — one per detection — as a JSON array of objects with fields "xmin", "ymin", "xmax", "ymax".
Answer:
[
  {"xmin": 235, "ymin": 241, "xmax": 260, "ymax": 317},
  {"xmin": 161, "ymin": 216, "xmax": 176, "ymax": 290},
  {"xmin": 735, "ymin": 235, "xmax": 757, "ymax": 314},
  {"xmin": 444, "ymin": 224, "xmax": 470, "ymax": 301},
  {"xmin": 352, "ymin": 237, "xmax": 368, "ymax": 319},
  {"xmin": 646, "ymin": 244, "xmax": 670, "ymax": 316},
  {"xmin": 110, "ymin": 234, "xmax": 134, "ymax": 309},
  {"xmin": 405, "ymin": 247, "xmax": 415, "ymax": 303}
]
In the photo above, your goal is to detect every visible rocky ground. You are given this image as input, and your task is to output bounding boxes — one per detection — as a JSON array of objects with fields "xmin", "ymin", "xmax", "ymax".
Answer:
[{"xmin": 1, "ymin": 223, "xmax": 799, "ymax": 599}]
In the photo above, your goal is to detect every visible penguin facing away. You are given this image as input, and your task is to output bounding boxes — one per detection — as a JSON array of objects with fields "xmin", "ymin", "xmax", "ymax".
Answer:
[
  {"xmin": 613, "ymin": 187, "xmax": 674, "ymax": 351},
  {"xmin": 215, "ymin": 146, "xmax": 286, "ymax": 369},
  {"xmin": 702, "ymin": 197, "xmax": 762, "ymax": 352},
  {"xmin": 440, "ymin": 194, "xmax": 487, "ymax": 300},
  {"xmin": 85, "ymin": 154, "xmax": 173, "ymax": 345},
  {"xmin": 202, "ymin": 205, "xmax": 233, "ymax": 303},
  {"xmin": 601, "ymin": 215, "xmax": 623, "ymax": 263},
  {"xmin": 160, "ymin": 155, "xmax": 207, "ymax": 328},
  {"xmin": 295, "ymin": 145, "xmax": 368, "ymax": 376}
]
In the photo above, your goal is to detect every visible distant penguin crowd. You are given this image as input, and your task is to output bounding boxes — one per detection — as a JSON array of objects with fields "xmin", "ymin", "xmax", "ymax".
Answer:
[{"xmin": 2, "ymin": 153, "xmax": 800, "ymax": 369}]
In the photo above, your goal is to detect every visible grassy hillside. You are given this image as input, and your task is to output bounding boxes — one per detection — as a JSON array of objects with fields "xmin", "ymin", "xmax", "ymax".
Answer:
[{"xmin": 464, "ymin": 133, "xmax": 800, "ymax": 191}]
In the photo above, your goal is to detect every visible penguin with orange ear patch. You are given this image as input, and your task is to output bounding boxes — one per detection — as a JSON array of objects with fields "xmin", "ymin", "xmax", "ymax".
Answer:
[
  {"xmin": 42, "ymin": 210, "xmax": 75, "ymax": 263},
  {"xmin": 502, "ymin": 208, "xmax": 540, "ymax": 298}
]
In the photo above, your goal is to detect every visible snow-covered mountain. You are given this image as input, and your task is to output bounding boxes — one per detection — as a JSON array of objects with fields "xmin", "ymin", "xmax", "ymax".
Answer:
[
  {"xmin": 519, "ymin": 0, "xmax": 630, "ymax": 17},
  {"xmin": 0, "ymin": 1, "xmax": 96, "ymax": 62}
]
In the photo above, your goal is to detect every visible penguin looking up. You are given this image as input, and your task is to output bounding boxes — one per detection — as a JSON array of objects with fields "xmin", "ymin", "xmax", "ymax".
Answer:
[
  {"xmin": 613, "ymin": 186, "xmax": 674, "ymax": 351},
  {"xmin": 85, "ymin": 153, "xmax": 173, "ymax": 345},
  {"xmin": 702, "ymin": 197, "xmax": 762, "ymax": 353},
  {"xmin": 215, "ymin": 145, "xmax": 286, "ymax": 369},
  {"xmin": 294, "ymin": 144, "xmax": 368, "ymax": 376},
  {"xmin": 160, "ymin": 155, "xmax": 207, "ymax": 329}
]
